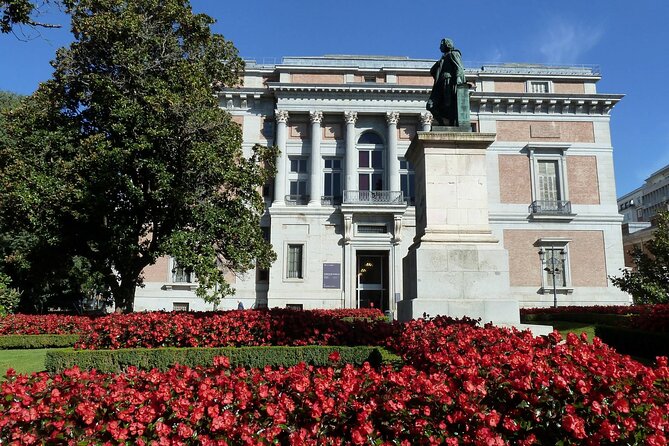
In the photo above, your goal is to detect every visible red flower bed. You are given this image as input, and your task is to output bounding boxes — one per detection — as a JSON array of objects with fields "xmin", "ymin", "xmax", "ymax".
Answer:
[
  {"xmin": 2, "ymin": 319, "xmax": 668, "ymax": 444},
  {"xmin": 0, "ymin": 314, "xmax": 95, "ymax": 335},
  {"xmin": 75, "ymin": 309, "xmax": 394, "ymax": 349},
  {"xmin": 521, "ymin": 305, "xmax": 669, "ymax": 333}
]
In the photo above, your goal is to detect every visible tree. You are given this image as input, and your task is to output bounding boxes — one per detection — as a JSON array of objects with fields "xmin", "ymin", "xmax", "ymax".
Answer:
[
  {"xmin": 611, "ymin": 211, "xmax": 669, "ymax": 304},
  {"xmin": 0, "ymin": 0, "xmax": 277, "ymax": 312},
  {"xmin": 1, "ymin": 0, "xmax": 62, "ymax": 33}
]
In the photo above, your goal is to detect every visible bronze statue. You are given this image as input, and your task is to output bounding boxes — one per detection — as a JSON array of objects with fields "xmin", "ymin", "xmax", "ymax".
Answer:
[{"xmin": 427, "ymin": 38, "xmax": 466, "ymax": 126}]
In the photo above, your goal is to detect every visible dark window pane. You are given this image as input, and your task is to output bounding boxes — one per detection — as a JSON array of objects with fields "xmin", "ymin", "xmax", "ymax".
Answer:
[
  {"xmin": 359, "ymin": 151, "xmax": 369, "ymax": 168},
  {"xmin": 333, "ymin": 173, "xmax": 341, "ymax": 196},
  {"xmin": 400, "ymin": 160, "xmax": 407, "ymax": 170},
  {"xmin": 324, "ymin": 173, "xmax": 332, "ymax": 196},
  {"xmin": 359, "ymin": 174, "xmax": 369, "ymax": 191},
  {"xmin": 371, "ymin": 151, "xmax": 383, "ymax": 169},
  {"xmin": 333, "ymin": 159, "xmax": 342, "ymax": 169},
  {"xmin": 290, "ymin": 181, "xmax": 298, "ymax": 195},
  {"xmin": 372, "ymin": 174, "xmax": 383, "ymax": 190},
  {"xmin": 324, "ymin": 159, "xmax": 332, "ymax": 169}
]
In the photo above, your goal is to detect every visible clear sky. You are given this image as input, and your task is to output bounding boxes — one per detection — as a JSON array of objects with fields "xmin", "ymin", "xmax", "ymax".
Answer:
[{"xmin": 1, "ymin": 0, "xmax": 667, "ymax": 196}]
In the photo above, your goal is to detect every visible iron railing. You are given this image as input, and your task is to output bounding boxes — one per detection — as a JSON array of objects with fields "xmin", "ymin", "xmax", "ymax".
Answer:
[
  {"xmin": 285, "ymin": 195, "xmax": 309, "ymax": 206},
  {"xmin": 321, "ymin": 196, "xmax": 342, "ymax": 206},
  {"xmin": 529, "ymin": 200, "xmax": 572, "ymax": 215},
  {"xmin": 343, "ymin": 190, "xmax": 404, "ymax": 205}
]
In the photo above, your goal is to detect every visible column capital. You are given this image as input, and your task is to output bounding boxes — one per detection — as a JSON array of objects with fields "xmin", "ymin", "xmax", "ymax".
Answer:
[
  {"xmin": 344, "ymin": 111, "xmax": 358, "ymax": 124},
  {"xmin": 420, "ymin": 111, "xmax": 433, "ymax": 126},
  {"xmin": 386, "ymin": 111, "xmax": 400, "ymax": 125},
  {"xmin": 309, "ymin": 110, "xmax": 323, "ymax": 124},
  {"xmin": 275, "ymin": 109, "xmax": 289, "ymax": 123}
]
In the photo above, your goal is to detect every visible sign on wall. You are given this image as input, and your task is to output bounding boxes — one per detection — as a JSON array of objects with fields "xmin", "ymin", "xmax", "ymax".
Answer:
[{"xmin": 322, "ymin": 263, "xmax": 341, "ymax": 289}]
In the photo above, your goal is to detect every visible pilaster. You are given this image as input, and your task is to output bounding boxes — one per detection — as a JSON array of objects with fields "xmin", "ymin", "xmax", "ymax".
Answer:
[
  {"xmin": 386, "ymin": 111, "xmax": 400, "ymax": 193},
  {"xmin": 309, "ymin": 110, "xmax": 323, "ymax": 205},
  {"xmin": 344, "ymin": 111, "xmax": 358, "ymax": 192},
  {"xmin": 273, "ymin": 109, "xmax": 289, "ymax": 205}
]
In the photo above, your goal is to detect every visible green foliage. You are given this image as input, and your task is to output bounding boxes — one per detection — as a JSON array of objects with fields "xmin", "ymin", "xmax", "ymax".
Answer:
[
  {"xmin": 595, "ymin": 325, "xmax": 669, "ymax": 360},
  {"xmin": 0, "ymin": 0, "xmax": 277, "ymax": 312},
  {"xmin": 1, "ymin": 0, "xmax": 62, "ymax": 33},
  {"xmin": 0, "ymin": 91, "xmax": 23, "ymax": 111},
  {"xmin": 44, "ymin": 345, "xmax": 401, "ymax": 373},
  {"xmin": 611, "ymin": 211, "xmax": 669, "ymax": 304},
  {"xmin": 521, "ymin": 312, "xmax": 629, "ymax": 326},
  {"xmin": 0, "ymin": 334, "xmax": 78, "ymax": 349},
  {"xmin": 0, "ymin": 273, "xmax": 20, "ymax": 315}
]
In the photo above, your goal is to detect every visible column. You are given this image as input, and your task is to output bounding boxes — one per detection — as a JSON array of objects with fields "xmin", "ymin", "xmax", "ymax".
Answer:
[
  {"xmin": 386, "ymin": 111, "xmax": 400, "ymax": 193},
  {"xmin": 420, "ymin": 111, "xmax": 433, "ymax": 132},
  {"xmin": 344, "ymin": 111, "xmax": 358, "ymax": 196},
  {"xmin": 309, "ymin": 110, "xmax": 323, "ymax": 205},
  {"xmin": 273, "ymin": 109, "xmax": 289, "ymax": 205}
]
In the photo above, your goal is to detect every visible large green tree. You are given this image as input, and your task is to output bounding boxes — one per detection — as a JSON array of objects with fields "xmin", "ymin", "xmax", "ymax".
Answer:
[
  {"xmin": 1, "ymin": 0, "xmax": 62, "ymax": 33},
  {"xmin": 0, "ymin": 0, "xmax": 277, "ymax": 312},
  {"xmin": 611, "ymin": 211, "xmax": 669, "ymax": 304}
]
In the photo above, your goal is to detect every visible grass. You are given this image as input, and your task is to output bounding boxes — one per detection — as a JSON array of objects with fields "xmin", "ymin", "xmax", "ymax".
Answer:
[
  {"xmin": 0, "ymin": 348, "xmax": 49, "ymax": 377},
  {"xmin": 533, "ymin": 320, "xmax": 597, "ymax": 343}
]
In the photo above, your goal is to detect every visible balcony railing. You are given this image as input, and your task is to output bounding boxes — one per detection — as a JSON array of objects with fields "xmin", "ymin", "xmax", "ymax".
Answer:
[
  {"xmin": 529, "ymin": 200, "xmax": 572, "ymax": 215},
  {"xmin": 343, "ymin": 190, "xmax": 404, "ymax": 205},
  {"xmin": 321, "ymin": 196, "xmax": 342, "ymax": 206},
  {"xmin": 285, "ymin": 194, "xmax": 309, "ymax": 206}
]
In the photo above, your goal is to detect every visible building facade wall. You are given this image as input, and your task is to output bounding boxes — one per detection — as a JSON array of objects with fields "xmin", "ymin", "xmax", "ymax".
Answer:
[{"xmin": 134, "ymin": 56, "xmax": 629, "ymax": 313}]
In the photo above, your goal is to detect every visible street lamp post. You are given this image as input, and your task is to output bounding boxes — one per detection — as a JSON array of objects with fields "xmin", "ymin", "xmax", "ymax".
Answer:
[{"xmin": 539, "ymin": 248, "xmax": 566, "ymax": 308}]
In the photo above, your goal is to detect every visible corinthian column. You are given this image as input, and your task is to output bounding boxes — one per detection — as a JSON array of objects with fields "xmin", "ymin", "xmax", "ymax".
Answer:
[
  {"xmin": 386, "ymin": 111, "xmax": 400, "ymax": 193},
  {"xmin": 273, "ymin": 109, "xmax": 289, "ymax": 205},
  {"xmin": 344, "ymin": 111, "xmax": 358, "ymax": 194},
  {"xmin": 309, "ymin": 110, "xmax": 323, "ymax": 205}
]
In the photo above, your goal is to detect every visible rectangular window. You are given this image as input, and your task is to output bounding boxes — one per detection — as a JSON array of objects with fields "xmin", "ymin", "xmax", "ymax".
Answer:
[
  {"xmin": 400, "ymin": 159, "xmax": 415, "ymax": 205},
  {"xmin": 287, "ymin": 244, "xmax": 304, "ymax": 279},
  {"xmin": 173, "ymin": 302, "xmax": 189, "ymax": 312},
  {"xmin": 358, "ymin": 225, "xmax": 387, "ymax": 234},
  {"xmin": 529, "ymin": 81, "xmax": 549, "ymax": 93},
  {"xmin": 359, "ymin": 151, "xmax": 369, "ymax": 168},
  {"xmin": 537, "ymin": 160, "xmax": 561, "ymax": 202},
  {"xmin": 371, "ymin": 151, "xmax": 383, "ymax": 169},
  {"xmin": 289, "ymin": 180, "xmax": 307, "ymax": 196},
  {"xmin": 359, "ymin": 174, "xmax": 370, "ymax": 191},
  {"xmin": 172, "ymin": 261, "xmax": 192, "ymax": 283},
  {"xmin": 323, "ymin": 157, "xmax": 343, "ymax": 202},
  {"xmin": 286, "ymin": 303, "xmax": 304, "ymax": 310},
  {"xmin": 542, "ymin": 247, "xmax": 567, "ymax": 288},
  {"xmin": 290, "ymin": 158, "xmax": 308, "ymax": 173}
]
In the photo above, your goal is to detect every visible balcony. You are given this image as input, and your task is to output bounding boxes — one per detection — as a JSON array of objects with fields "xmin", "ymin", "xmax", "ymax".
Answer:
[
  {"xmin": 343, "ymin": 190, "xmax": 405, "ymax": 205},
  {"xmin": 285, "ymin": 194, "xmax": 309, "ymax": 206},
  {"xmin": 321, "ymin": 196, "xmax": 342, "ymax": 206},
  {"xmin": 529, "ymin": 200, "xmax": 575, "ymax": 221}
]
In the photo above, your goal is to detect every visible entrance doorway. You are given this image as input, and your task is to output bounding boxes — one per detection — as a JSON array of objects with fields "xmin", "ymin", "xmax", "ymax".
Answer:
[{"xmin": 356, "ymin": 250, "xmax": 389, "ymax": 312}]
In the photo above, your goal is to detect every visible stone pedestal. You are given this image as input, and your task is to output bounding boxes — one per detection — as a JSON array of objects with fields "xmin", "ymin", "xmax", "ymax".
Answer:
[{"xmin": 398, "ymin": 131, "xmax": 521, "ymax": 325}]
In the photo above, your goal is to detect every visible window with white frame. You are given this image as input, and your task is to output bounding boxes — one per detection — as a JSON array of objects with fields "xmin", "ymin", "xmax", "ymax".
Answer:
[
  {"xmin": 171, "ymin": 259, "xmax": 193, "ymax": 283},
  {"xmin": 527, "ymin": 80, "xmax": 551, "ymax": 93},
  {"xmin": 537, "ymin": 160, "xmax": 562, "ymax": 202},
  {"xmin": 286, "ymin": 244, "xmax": 304, "ymax": 279},
  {"xmin": 173, "ymin": 302, "xmax": 189, "ymax": 312},
  {"xmin": 289, "ymin": 157, "xmax": 308, "ymax": 202},
  {"xmin": 400, "ymin": 159, "xmax": 415, "ymax": 205},
  {"xmin": 323, "ymin": 158, "xmax": 342, "ymax": 203},
  {"xmin": 358, "ymin": 140, "xmax": 384, "ymax": 191},
  {"xmin": 537, "ymin": 240, "xmax": 571, "ymax": 290},
  {"xmin": 528, "ymin": 144, "xmax": 571, "ymax": 215}
]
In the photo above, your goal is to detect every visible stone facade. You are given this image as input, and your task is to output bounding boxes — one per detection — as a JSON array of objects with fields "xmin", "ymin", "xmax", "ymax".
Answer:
[{"xmin": 133, "ymin": 55, "xmax": 629, "ymax": 314}]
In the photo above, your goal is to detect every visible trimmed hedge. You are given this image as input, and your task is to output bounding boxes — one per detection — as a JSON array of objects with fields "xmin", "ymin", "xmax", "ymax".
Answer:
[
  {"xmin": 595, "ymin": 325, "xmax": 669, "ymax": 360},
  {"xmin": 0, "ymin": 334, "xmax": 79, "ymax": 349},
  {"xmin": 44, "ymin": 345, "xmax": 401, "ymax": 374},
  {"xmin": 521, "ymin": 312, "xmax": 630, "ymax": 326}
]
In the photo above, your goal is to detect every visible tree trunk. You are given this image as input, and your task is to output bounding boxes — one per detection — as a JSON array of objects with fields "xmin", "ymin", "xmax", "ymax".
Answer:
[{"xmin": 114, "ymin": 278, "xmax": 137, "ymax": 313}]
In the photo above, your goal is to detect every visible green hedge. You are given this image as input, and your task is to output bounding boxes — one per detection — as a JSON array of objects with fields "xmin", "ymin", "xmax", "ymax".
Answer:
[
  {"xmin": 0, "ymin": 334, "xmax": 79, "ymax": 349},
  {"xmin": 595, "ymin": 325, "xmax": 669, "ymax": 360},
  {"xmin": 45, "ymin": 345, "xmax": 402, "ymax": 374},
  {"xmin": 521, "ymin": 312, "xmax": 630, "ymax": 326}
]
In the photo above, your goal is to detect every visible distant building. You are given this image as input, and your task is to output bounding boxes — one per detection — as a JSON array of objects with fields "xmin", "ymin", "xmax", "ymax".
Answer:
[
  {"xmin": 136, "ymin": 55, "xmax": 629, "ymax": 313},
  {"xmin": 618, "ymin": 164, "xmax": 669, "ymax": 267}
]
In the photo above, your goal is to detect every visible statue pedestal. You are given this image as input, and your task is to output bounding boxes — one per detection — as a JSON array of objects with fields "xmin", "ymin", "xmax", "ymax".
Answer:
[{"xmin": 398, "ymin": 131, "xmax": 521, "ymax": 325}]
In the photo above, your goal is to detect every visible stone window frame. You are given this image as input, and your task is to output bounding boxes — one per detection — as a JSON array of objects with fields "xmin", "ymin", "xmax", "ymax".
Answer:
[
  {"xmin": 535, "ymin": 238, "xmax": 574, "ymax": 294},
  {"xmin": 526, "ymin": 80, "xmax": 553, "ymax": 94},
  {"xmin": 526, "ymin": 143, "xmax": 571, "ymax": 204},
  {"xmin": 284, "ymin": 241, "xmax": 306, "ymax": 282}
]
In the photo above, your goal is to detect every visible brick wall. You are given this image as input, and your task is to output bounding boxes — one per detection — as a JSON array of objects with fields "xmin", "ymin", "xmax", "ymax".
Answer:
[
  {"xmin": 498, "ymin": 155, "xmax": 532, "ymax": 204},
  {"xmin": 496, "ymin": 120, "xmax": 595, "ymax": 143},
  {"xmin": 567, "ymin": 156, "xmax": 600, "ymax": 204}
]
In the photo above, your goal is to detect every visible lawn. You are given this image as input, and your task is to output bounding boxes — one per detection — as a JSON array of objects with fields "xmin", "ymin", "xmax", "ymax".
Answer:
[
  {"xmin": 0, "ymin": 348, "xmax": 48, "ymax": 377},
  {"xmin": 531, "ymin": 320, "xmax": 597, "ymax": 342}
]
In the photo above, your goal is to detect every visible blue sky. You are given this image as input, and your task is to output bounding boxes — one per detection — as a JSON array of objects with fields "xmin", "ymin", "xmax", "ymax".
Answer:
[{"xmin": 1, "ymin": 0, "xmax": 667, "ymax": 196}]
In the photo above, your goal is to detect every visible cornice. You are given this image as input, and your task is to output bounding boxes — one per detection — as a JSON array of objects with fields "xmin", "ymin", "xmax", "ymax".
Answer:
[
  {"xmin": 471, "ymin": 92, "xmax": 623, "ymax": 115},
  {"xmin": 266, "ymin": 82, "xmax": 430, "ymax": 94}
]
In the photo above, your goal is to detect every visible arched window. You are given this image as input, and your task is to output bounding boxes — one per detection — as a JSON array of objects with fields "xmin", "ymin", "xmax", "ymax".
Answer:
[{"xmin": 357, "ymin": 131, "xmax": 383, "ymax": 145}]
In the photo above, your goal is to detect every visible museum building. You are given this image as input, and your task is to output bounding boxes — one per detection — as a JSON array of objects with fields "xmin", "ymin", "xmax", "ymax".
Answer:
[{"xmin": 135, "ymin": 55, "xmax": 630, "ymax": 314}]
